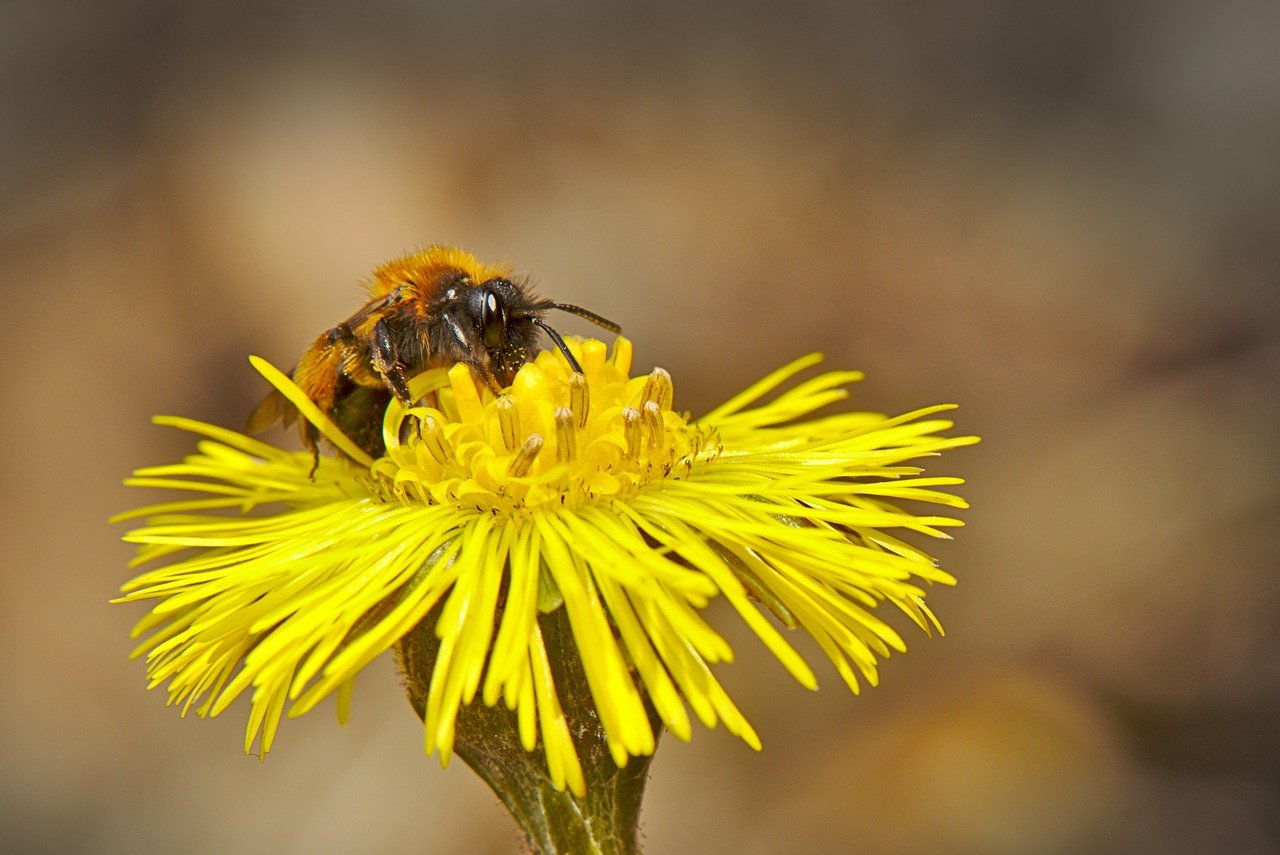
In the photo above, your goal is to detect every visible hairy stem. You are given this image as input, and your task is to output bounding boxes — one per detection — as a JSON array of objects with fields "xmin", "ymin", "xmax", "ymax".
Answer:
[{"xmin": 396, "ymin": 606, "xmax": 660, "ymax": 854}]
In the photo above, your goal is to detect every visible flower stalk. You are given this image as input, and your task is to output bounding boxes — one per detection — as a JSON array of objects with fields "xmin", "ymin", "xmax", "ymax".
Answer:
[{"xmin": 397, "ymin": 604, "xmax": 659, "ymax": 854}]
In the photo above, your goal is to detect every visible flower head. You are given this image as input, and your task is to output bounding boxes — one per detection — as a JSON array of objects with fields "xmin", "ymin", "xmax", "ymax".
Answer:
[{"xmin": 116, "ymin": 337, "xmax": 976, "ymax": 795}]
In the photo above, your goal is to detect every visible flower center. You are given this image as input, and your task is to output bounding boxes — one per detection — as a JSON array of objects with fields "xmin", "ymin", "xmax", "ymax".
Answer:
[{"xmin": 367, "ymin": 338, "xmax": 720, "ymax": 513}]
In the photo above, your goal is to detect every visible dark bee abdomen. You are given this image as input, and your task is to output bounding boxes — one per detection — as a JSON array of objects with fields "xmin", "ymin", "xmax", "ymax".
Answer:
[{"xmin": 330, "ymin": 377, "xmax": 393, "ymax": 458}]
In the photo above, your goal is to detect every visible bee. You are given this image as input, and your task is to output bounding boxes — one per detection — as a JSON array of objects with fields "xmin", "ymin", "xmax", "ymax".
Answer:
[{"xmin": 248, "ymin": 245, "xmax": 620, "ymax": 460}]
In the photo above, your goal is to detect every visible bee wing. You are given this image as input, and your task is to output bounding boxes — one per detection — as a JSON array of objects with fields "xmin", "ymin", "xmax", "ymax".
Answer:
[
  {"xmin": 345, "ymin": 291, "xmax": 397, "ymax": 328},
  {"xmin": 246, "ymin": 293, "xmax": 392, "ymax": 436},
  {"xmin": 247, "ymin": 388, "xmax": 297, "ymax": 433}
]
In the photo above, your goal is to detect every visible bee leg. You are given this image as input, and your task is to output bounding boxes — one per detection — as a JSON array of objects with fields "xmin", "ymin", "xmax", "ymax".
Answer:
[
  {"xmin": 371, "ymin": 316, "xmax": 413, "ymax": 404},
  {"xmin": 300, "ymin": 422, "xmax": 321, "ymax": 478}
]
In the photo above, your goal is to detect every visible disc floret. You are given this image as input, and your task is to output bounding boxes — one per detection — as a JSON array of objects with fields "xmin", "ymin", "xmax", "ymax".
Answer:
[{"xmin": 372, "ymin": 338, "xmax": 717, "ymax": 514}]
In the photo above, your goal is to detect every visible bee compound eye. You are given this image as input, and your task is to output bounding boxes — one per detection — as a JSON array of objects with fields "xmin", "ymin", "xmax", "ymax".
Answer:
[{"xmin": 481, "ymin": 290, "xmax": 506, "ymax": 348}]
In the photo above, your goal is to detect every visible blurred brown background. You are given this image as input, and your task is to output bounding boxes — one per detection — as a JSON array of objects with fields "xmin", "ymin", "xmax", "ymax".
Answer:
[{"xmin": 3, "ymin": 1, "xmax": 1278, "ymax": 853}]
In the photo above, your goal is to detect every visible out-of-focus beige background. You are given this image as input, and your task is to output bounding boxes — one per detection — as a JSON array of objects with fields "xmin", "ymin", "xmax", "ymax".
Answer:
[{"xmin": 4, "ymin": 2, "xmax": 1278, "ymax": 853}]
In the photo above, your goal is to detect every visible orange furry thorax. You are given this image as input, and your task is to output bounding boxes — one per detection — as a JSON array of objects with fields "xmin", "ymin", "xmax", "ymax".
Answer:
[{"xmin": 367, "ymin": 246, "xmax": 514, "ymax": 302}]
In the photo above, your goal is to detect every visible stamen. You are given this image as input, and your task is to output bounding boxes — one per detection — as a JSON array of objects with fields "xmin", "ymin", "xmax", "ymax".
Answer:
[
  {"xmin": 569, "ymin": 373, "xmax": 589, "ymax": 429},
  {"xmin": 622, "ymin": 407, "xmax": 642, "ymax": 460},
  {"xmin": 418, "ymin": 414, "xmax": 452, "ymax": 464},
  {"xmin": 554, "ymin": 407, "xmax": 576, "ymax": 463},
  {"xmin": 508, "ymin": 434, "xmax": 544, "ymax": 477},
  {"xmin": 642, "ymin": 367, "xmax": 673, "ymax": 411},
  {"xmin": 642, "ymin": 401, "xmax": 663, "ymax": 450},
  {"xmin": 496, "ymin": 396, "xmax": 519, "ymax": 451}
]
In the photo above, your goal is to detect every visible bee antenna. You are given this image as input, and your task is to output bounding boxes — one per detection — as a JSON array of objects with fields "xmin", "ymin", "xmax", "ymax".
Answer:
[
  {"xmin": 537, "ymin": 301, "xmax": 622, "ymax": 334},
  {"xmin": 530, "ymin": 317, "xmax": 586, "ymax": 374}
]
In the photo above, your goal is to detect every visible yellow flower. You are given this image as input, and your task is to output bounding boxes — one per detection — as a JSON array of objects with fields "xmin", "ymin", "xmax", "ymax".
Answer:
[{"xmin": 115, "ymin": 337, "xmax": 976, "ymax": 796}]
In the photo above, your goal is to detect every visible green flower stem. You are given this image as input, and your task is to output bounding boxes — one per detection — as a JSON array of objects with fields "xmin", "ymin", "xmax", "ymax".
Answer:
[{"xmin": 396, "ymin": 606, "xmax": 661, "ymax": 854}]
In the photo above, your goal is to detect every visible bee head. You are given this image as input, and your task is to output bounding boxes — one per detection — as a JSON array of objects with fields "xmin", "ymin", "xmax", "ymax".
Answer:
[{"xmin": 466, "ymin": 277, "xmax": 620, "ymax": 383}]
